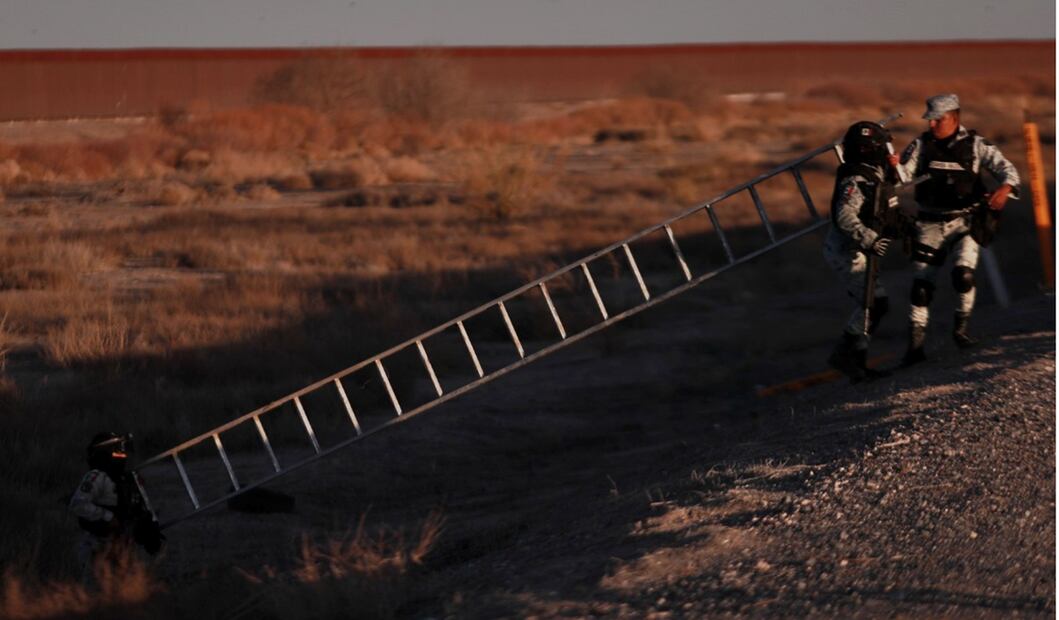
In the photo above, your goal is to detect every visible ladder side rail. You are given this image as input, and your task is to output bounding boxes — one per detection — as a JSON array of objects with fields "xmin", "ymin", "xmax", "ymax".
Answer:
[
  {"xmin": 136, "ymin": 138, "xmax": 853, "ymax": 473},
  {"xmin": 156, "ymin": 217, "xmax": 829, "ymax": 529}
]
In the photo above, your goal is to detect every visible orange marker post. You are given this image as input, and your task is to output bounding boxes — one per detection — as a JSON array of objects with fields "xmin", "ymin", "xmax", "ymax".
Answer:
[{"xmin": 1023, "ymin": 120, "xmax": 1054, "ymax": 289}]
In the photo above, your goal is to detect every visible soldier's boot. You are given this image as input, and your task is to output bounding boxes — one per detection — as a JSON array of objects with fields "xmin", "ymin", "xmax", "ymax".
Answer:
[
  {"xmin": 901, "ymin": 324, "xmax": 927, "ymax": 367},
  {"xmin": 952, "ymin": 312, "xmax": 979, "ymax": 349},
  {"xmin": 855, "ymin": 348, "xmax": 892, "ymax": 381},
  {"xmin": 828, "ymin": 333, "xmax": 866, "ymax": 383}
]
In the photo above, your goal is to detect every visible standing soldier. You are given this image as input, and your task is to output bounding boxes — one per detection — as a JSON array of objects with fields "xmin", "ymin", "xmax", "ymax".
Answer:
[
  {"xmin": 824, "ymin": 120, "xmax": 906, "ymax": 382},
  {"xmin": 69, "ymin": 432, "xmax": 164, "ymax": 585},
  {"xmin": 897, "ymin": 94, "xmax": 1020, "ymax": 365}
]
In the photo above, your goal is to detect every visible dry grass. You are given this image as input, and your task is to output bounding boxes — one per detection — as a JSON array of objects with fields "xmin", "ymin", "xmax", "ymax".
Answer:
[
  {"xmin": 0, "ymin": 512, "xmax": 441, "ymax": 620},
  {"xmin": 1, "ymin": 544, "xmax": 154, "ymax": 620},
  {"xmin": 0, "ymin": 68, "xmax": 1051, "ymax": 617}
]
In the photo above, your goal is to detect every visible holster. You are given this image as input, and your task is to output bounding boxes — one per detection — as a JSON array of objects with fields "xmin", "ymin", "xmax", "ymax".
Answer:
[{"xmin": 970, "ymin": 206, "xmax": 1002, "ymax": 246}]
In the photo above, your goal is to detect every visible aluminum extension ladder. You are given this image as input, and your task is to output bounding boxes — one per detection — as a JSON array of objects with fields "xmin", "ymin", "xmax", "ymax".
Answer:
[{"xmin": 134, "ymin": 122, "xmax": 880, "ymax": 528}]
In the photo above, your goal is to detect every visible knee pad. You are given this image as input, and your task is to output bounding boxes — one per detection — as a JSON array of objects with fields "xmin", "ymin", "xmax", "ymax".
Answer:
[
  {"xmin": 910, "ymin": 279, "xmax": 934, "ymax": 307},
  {"xmin": 952, "ymin": 266, "xmax": 975, "ymax": 293}
]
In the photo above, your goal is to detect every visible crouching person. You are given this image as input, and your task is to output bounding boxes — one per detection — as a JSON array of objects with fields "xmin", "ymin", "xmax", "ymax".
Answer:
[
  {"xmin": 823, "ymin": 121, "xmax": 905, "ymax": 382},
  {"xmin": 69, "ymin": 432, "xmax": 164, "ymax": 586}
]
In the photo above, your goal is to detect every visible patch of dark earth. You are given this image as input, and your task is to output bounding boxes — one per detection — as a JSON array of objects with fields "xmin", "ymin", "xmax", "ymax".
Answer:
[{"xmin": 417, "ymin": 295, "xmax": 1054, "ymax": 619}]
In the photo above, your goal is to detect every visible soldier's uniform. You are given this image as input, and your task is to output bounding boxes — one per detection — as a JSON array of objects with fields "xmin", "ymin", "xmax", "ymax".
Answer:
[
  {"xmin": 824, "ymin": 121, "xmax": 902, "ymax": 382},
  {"xmin": 69, "ymin": 467, "xmax": 121, "ymax": 583},
  {"xmin": 897, "ymin": 94, "xmax": 1020, "ymax": 362},
  {"xmin": 68, "ymin": 432, "xmax": 164, "ymax": 586},
  {"xmin": 823, "ymin": 170, "xmax": 894, "ymax": 342}
]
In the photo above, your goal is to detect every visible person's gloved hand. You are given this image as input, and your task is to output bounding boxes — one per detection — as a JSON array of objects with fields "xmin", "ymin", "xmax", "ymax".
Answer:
[
  {"xmin": 987, "ymin": 184, "xmax": 1013, "ymax": 211},
  {"xmin": 870, "ymin": 237, "xmax": 890, "ymax": 257}
]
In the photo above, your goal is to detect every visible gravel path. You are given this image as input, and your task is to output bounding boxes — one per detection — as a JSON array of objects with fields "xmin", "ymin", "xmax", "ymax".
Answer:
[{"xmin": 431, "ymin": 296, "xmax": 1054, "ymax": 619}]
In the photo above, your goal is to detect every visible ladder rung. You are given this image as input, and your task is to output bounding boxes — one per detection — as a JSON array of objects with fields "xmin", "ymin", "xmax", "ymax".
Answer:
[
  {"xmin": 705, "ymin": 204, "xmax": 735, "ymax": 264},
  {"xmin": 747, "ymin": 185, "xmax": 776, "ymax": 243},
  {"xmin": 212, "ymin": 433, "xmax": 240, "ymax": 491},
  {"xmin": 663, "ymin": 224, "xmax": 693, "ymax": 281},
  {"xmin": 172, "ymin": 453, "xmax": 200, "ymax": 510},
  {"xmin": 376, "ymin": 358, "xmax": 402, "ymax": 416},
  {"xmin": 457, "ymin": 320, "xmax": 484, "ymax": 378},
  {"xmin": 498, "ymin": 301, "xmax": 525, "ymax": 359},
  {"xmin": 622, "ymin": 243, "xmax": 650, "ymax": 301},
  {"xmin": 580, "ymin": 262, "xmax": 608, "ymax": 320},
  {"xmin": 294, "ymin": 396, "xmax": 322, "ymax": 453},
  {"xmin": 252, "ymin": 415, "xmax": 281, "ymax": 472},
  {"xmin": 333, "ymin": 378, "xmax": 362, "ymax": 435},
  {"xmin": 538, "ymin": 282, "xmax": 567, "ymax": 339},
  {"xmin": 790, "ymin": 167, "xmax": 819, "ymax": 219},
  {"xmin": 416, "ymin": 340, "xmax": 444, "ymax": 397}
]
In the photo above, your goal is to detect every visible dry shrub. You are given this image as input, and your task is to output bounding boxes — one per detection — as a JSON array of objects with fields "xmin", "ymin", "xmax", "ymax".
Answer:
[
  {"xmin": 174, "ymin": 105, "xmax": 336, "ymax": 154},
  {"xmin": 270, "ymin": 172, "xmax": 314, "ymax": 191},
  {"xmin": 357, "ymin": 116, "xmax": 447, "ymax": 156},
  {"xmin": 43, "ymin": 309, "xmax": 132, "ymax": 367},
  {"xmin": 384, "ymin": 156, "xmax": 437, "ymax": 183},
  {"xmin": 311, "ymin": 157, "xmax": 387, "ymax": 189},
  {"xmin": 244, "ymin": 183, "xmax": 281, "ymax": 202},
  {"xmin": 201, "ymin": 149, "xmax": 303, "ymax": 185},
  {"xmin": 241, "ymin": 512, "xmax": 443, "ymax": 619},
  {"xmin": 371, "ymin": 53, "xmax": 471, "ymax": 126},
  {"xmin": 521, "ymin": 97, "xmax": 695, "ymax": 142},
  {"xmin": 151, "ymin": 180, "xmax": 196, "ymax": 206},
  {"xmin": 0, "ymin": 544, "xmax": 154, "ymax": 619},
  {"xmin": 456, "ymin": 148, "xmax": 550, "ymax": 220},
  {"xmin": 0, "ymin": 238, "xmax": 106, "ymax": 291},
  {"xmin": 0, "ymin": 159, "xmax": 21, "ymax": 186},
  {"xmin": 254, "ymin": 57, "xmax": 371, "ymax": 112},
  {"xmin": 0, "ymin": 127, "xmax": 175, "ymax": 184},
  {"xmin": 628, "ymin": 64, "xmax": 713, "ymax": 107}
]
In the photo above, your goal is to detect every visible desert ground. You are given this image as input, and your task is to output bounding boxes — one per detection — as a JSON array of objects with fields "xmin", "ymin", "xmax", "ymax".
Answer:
[{"xmin": 0, "ymin": 43, "xmax": 1054, "ymax": 618}]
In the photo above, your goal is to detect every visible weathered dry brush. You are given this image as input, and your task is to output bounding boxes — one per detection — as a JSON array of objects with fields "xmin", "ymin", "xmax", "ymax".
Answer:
[{"xmin": 0, "ymin": 62, "xmax": 1052, "ymax": 617}]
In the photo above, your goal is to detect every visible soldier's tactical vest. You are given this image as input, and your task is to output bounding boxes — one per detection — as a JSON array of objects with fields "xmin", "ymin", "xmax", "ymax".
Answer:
[
  {"xmin": 914, "ymin": 130, "xmax": 986, "ymax": 210},
  {"xmin": 830, "ymin": 162, "xmax": 895, "ymax": 231}
]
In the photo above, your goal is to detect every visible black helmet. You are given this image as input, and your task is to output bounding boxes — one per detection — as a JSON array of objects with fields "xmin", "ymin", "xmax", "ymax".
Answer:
[
  {"xmin": 841, "ymin": 121, "xmax": 892, "ymax": 167},
  {"xmin": 86, "ymin": 432, "xmax": 131, "ymax": 476}
]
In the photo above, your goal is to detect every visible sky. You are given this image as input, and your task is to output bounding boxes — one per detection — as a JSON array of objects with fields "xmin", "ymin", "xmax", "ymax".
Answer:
[{"xmin": 0, "ymin": 0, "xmax": 1054, "ymax": 49}]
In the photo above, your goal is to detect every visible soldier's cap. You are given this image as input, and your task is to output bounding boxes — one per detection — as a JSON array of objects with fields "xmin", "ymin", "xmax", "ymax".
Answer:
[{"xmin": 922, "ymin": 93, "xmax": 960, "ymax": 120}]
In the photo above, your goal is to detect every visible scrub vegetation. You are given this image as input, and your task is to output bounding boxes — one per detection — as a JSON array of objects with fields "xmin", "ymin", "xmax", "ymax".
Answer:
[{"xmin": 0, "ymin": 47, "xmax": 1052, "ymax": 618}]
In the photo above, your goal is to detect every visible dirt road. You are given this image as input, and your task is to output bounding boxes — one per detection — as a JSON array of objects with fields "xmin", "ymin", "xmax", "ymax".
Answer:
[{"xmin": 157, "ymin": 260, "xmax": 1054, "ymax": 618}]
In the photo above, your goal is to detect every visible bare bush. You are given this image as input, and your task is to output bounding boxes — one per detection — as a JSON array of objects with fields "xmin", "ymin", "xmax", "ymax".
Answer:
[
  {"xmin": 370, "ymin": 52, "xmax": 471, "ymax": 126},
  {"xmin": 627, "ymin": 64, "xmax": 713, "ymax": 107},
  {"xmin": 456, "ymin": 147, "xmax": 550, "ymax": 220},
  {"xmin": 253, "ymin": 57, "xmax": 371, "ymax": 112}
]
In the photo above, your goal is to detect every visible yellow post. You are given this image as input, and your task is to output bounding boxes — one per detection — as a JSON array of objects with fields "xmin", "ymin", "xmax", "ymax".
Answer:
[{"xmin": 1023, "ymin": 120, "xmax": 1054, "ymax": 289}]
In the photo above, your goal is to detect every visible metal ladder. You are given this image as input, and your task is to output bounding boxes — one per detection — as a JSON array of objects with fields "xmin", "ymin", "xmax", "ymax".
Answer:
[{"xmin": 134, "ymin": 127, "xmax": 865, "ymax": 528}]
